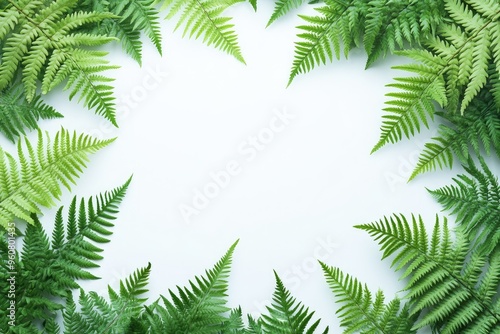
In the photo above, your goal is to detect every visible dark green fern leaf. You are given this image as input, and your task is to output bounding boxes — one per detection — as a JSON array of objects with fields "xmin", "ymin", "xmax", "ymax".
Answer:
[
  {"xmin": 156, "ymin": 0, "xmax": 246, "ymax": 63},
  {"xmin": 259, "ymin": 271, "xmax": 329, "ymax": 334},
  {"xmin": 137, "ymin": 240, "xmax": 239, "ymax": 333},
  {"xmin": 356, "ymin": 214, "xmax": 500, "ymax": 333},
  {"xmin": 0, "ymin": 180, "xmax": 131, "ymax": 332},
  {"xmin": 0, "ymin": 0, "xmax": 119, "ymax": 124},
  {"xmin": 289, "ymin": 0, "xmax": 443, "ymax": 85},
  {"xmin": 0, "ymin": 84, "xmax": 62, "ymax": 142},
  {"xmin": 249, "ymin": 0, "xmax": 257, "ymax": 11},
  {"xmin": 0, "ymin": 129, "xmax": 114, "ymax": 229},
  {"xmin": 321, "ymin": 263, "xmax": 416, "ymax": 334},
  {"xmin": 410, "ymin": 93, "xmax": 500, "ymax": 180},
  {"xmin": 63, "ymin": 263, "xmax": 151, "ymax": 333},
  {"xmin": 430, "ymin": 156, "xmax": 500, "ymax": 257}
]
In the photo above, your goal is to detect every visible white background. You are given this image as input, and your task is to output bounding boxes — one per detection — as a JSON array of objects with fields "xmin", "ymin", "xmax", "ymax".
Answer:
[{"xmin": 4, "ymin": 2, "xmax": 479, "ymax": 332}]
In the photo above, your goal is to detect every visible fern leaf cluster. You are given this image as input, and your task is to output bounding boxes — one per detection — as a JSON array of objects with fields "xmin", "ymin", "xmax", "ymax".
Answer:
[
  {"xmin": 0, "ymin": 179, "xmax": 131, "ymax": 333},
  {"xmin": 62, "ymin": 263, "xmax": 150, "ymax": 334},
  {"xmin": 0, "ymin": 84, "xmax": 62, "ymax": 142},
  {"xmin": 357, "ymin": 214, "xmax": 500, "ymax": 333},
  {"xmin": 0, "ymin": 129, "xmax": 114, "ymax": 229},
  {"xmin": 288, "ymin": 0, "xmax": 444, "ymax": 84},
  {"xmin": 373, "ymin": 0, "xmax": 500, "ymax": 153},
  {"xmin": 0, "ymin": 0, "xmax": 119, "ymax": 124},
  {"xmin": 80, "ymin": 0, "xmax": 163, "ymax": 64},
  {"xmin": 410, "ymin": 91, "xmax": 500, "ymax": 180},
  {"xmin": 430, "ymin": 157, "xmax": 500, "ymax": 257},
  {"xmin": 321, "ymin": 263, "xmax": 415, "ymax": 333},
  {"xmin": 155, "ymin": 0, "xmax": 246, "ymax": 63}
]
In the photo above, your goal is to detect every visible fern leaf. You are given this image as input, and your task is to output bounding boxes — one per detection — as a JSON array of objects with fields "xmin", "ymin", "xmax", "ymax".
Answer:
[
  {"xmin": 373, "ymin": 0, "xmax": 500, "ymax": 152},
  {"xmin": 356, "ymin": 214, "xmax": 500, "ymax": 333},
  {"xmin": 111, "ymin": 0, "xmax": 162, "ymax": 55},
  {"xmin": 249, "ymin": 0, "xmax": 257, "ymax": 11},
  {"xmin": 321, "ymin": 263, "xmax": 415, "ymax": 334},
  {"xmin": 289, "ymin": 0, "xmax": 444, "ymax": 85},
  {"xmin": 410, "ymin": 96, "xmax": 500, "ymax": 180},
  {"xmin": 259, "ymin": 271, "xmax": 329, "ymax": 333},
  {"xmin": 0, "ymin": 129, "xmax": 115, "ymax": 229},
  {"xmin": 0, "ymin": 0, "xmax": 119, "ymax": 124},
  {"xmin": 0, "ymin": 84, "xmax": 63, "ymax": 142},
  {"xmin": 429, "ymin": 156, "xmax": 500, "ymax": 257},
  {"xmin": 140, "ymin": 240, "xmax": 239, "ymax": 333},
  {"xmin": 64, "ymin": 263, "xmax": 151, "ymax": 333},
  {"xmin": 371, "ymin": 50, "xmax": 447, "ymax": 153},
  {"xmin": 268, "ymin": 0, "xmax": 307, "ymax": 27},
  {"xmin": 156, "ymin": 0, "xmax": 246, "ymax": 63}
]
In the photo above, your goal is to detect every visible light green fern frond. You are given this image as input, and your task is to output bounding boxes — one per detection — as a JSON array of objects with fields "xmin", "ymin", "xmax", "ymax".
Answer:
[
  {"xmin": 371, "ymin": 49, "xmax": 448, "ymax": 153},
  {"xmin": 321, "ymin": 263, "xmax": 415, "ymax": 334},
  {"xmin": 137, "ymin": 240, "xmax": 238, "ymax": 333},
  {"xmin": 259, "ymin": 271, "xmax": 329, "ymax": 333},
  {"xmin": 156, "ymin": 0, "xmax": 246, "ymax": 63},
  {"xmin": 267, "ymin": 0, "xmax": 307, "ymax": 27},
  {"xmin": 0, "ymin": 129, "xmax": 115, "ymax": 229},
  {"xmin": 289, "ymin": 0, "xmax": 444, "ymax": 85},
  {"xmin": 63, "ymin": 263, "xmax": 151, "ymax": 334},
  {"xmin": 357, "ymin": 214, "xmax": 500, "ymax": 333},
  {"xmin": 0, "ymin": 0, "xmax": 119, "ymax": 124},
  {"xmin": 430, "ymin": 156, "xmax": 500, "ymax": 257},
  {"xmin": 0, "ymin": 84, "xmax": 63, "ymax": 142}
]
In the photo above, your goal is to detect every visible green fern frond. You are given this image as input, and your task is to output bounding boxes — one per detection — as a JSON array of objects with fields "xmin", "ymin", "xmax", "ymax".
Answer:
[
  {"xmin": 429, "ymin": 156, "xmax": 500, "ymax": 257},
  {"xmin": 82, "ymin": 0, "xmax": 163, "ymax": 64},
  {"xmin": 371, "ymin": 49, "xmax": 447, "ymax": 153},
  {"xmin": 249, "ymin": 0, "xmax": 257, "ymax": 11},
  {"xmin": 259, "ymin": 271, "xmax": 329, "ymax": 333},
  {"xmin": 0, "ymin": 129, "xmax": 115, "ymax": 229},
  {"xmin": 321, "ymin": 263, "xmax": 415, "ymax": 334},
  {"xmin": 267, "ymin": 0, "xmax": 307, "ymax": 27},
  {"xmin": 410, "ymin": 94, "xmax": 500, "ymax": 180},
  {"xmin": 63, "ymin": 263, "xmax": 151, "ymax": 334},
  {"xmin": 137, "ymin": 240, "xmax": 238, "ymax": 333},
  {"xmin": 356, "ymin": 214, "xmax": 500, "ymax": 333},
  {"xmin": 156, "ymin": 0, "xmax": 246, "ymax": 63},
  {"xmin": 288, "ymin": 0, "xmax": 444, "ymax": 85},
  {"xmin": 373, "ymin": 0, "xmax": 500, "ymax": 152},
  {"xmin": 0, "ymin": 0, "xmax": 119, "ymax": 124},
  {"xmin": 0, "ymin": 84, "xmax": 63, "ymax": 142},
  {"xmin": 0, "ymin": 180, "xmax": 131, "ymax": 332}
]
